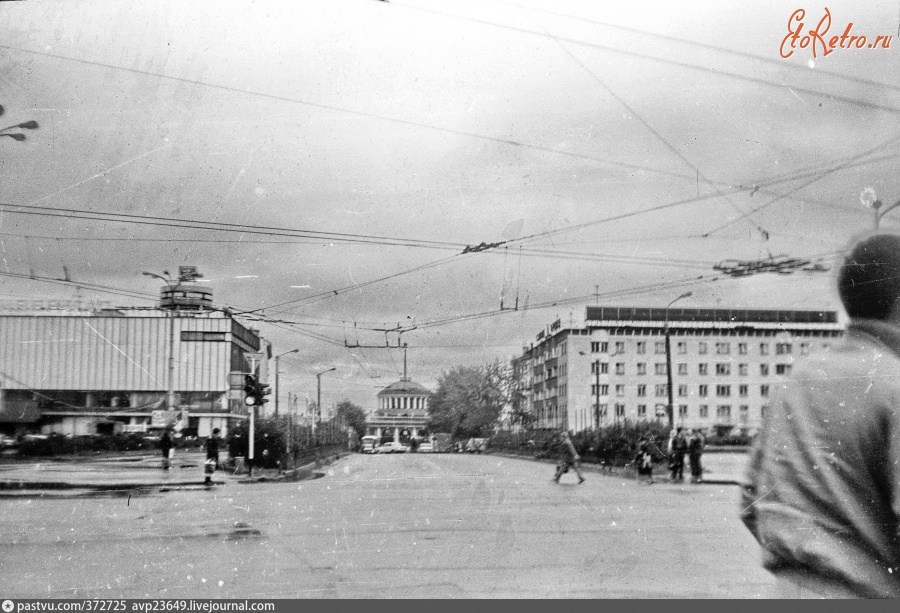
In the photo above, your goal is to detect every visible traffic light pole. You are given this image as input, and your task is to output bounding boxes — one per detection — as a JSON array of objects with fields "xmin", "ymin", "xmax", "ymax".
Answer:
[
  {"xmin": 248, "ymin": 357, "xmax": 258, "ymax": 473},
  {"xmin": 167, "ymin": 309, "xmax": 176, "ymax": 413}
]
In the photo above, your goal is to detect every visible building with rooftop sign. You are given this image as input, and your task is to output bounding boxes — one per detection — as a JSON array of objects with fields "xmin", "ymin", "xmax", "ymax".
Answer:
[
  {"xmin": 0, "ymin": 269, "xmax": 268, "ymax": 439},
  {"xmin": 518, "ymin": 306, "xmax": 844, "ymax": 435}
]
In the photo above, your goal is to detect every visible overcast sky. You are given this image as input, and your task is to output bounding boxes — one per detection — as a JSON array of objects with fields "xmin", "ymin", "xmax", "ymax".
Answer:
[{"xmin": 2, "ymin": 0, "xmax": 900, "ymax": 410}]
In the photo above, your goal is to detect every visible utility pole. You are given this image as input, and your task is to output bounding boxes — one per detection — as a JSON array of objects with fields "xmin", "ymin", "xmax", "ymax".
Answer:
[
  {"xmin": 274, "ymin": 349, "xmax": 299, "ymax": 418},
  {"xmin": 594, "ymin": 359, "xmax": 600, "ymax": 429},
  {"xmin": 316, "ymin": 367, "xmax": 336, "ymax": 444}
]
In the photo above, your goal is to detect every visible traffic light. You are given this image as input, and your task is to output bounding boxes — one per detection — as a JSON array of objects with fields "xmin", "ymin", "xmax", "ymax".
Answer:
[
  {"xmin": 244, "ymin": 374, "xmax": 259, "ymax": 406},
  {"xmin": 256, "ymin": 382, "xmax": 271, "ymax": 405}
]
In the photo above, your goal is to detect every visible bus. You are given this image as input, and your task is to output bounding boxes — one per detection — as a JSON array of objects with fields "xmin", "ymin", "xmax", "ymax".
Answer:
[{"xmin": 360, "ymin": 435, "xmax": 378, "ymax": 454}]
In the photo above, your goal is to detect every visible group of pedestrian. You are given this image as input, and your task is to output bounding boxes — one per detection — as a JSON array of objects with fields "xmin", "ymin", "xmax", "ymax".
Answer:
[
  {"xmin": 552, "ymin": 427, "xmax": 706, "ymax": 486},
  {"xmin": 667, "ymin": 427, "xmax": 705, "ymax": 483},
  {"xmin": 157, "ymin": 427, "xmax": 222, "ymax": 486}
]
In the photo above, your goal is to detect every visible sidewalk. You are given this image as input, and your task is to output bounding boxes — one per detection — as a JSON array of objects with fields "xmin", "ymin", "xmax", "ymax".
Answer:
[
  {"xmin": 490, "ymin": 447, "xmax": 749, "ymax": 485},
  {"xmin": 0, "ymin": 449, "xmax": 345, "ymax": 494}
]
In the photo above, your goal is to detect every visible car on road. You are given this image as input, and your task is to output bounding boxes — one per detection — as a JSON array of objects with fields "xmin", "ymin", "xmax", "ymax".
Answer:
[
  {"xmin": 417, "ymin": 443, "xmax": 433, "ymax": 453},
  {"xmin": 0, "ymin": 434, "xmax": 17, "ymax": 448},
  {"xmin": 466, "ymin": 438, "xmax": 488, "ymax": 454},
  {"xmin": 377, "ymin": 441, "xmax": 407, "ymax": 454}
]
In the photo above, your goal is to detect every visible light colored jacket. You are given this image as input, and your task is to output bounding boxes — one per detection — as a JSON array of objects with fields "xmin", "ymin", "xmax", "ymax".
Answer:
[{"xmin": 740, "ymin": 319, "xmax": 900, "ymax": 598}]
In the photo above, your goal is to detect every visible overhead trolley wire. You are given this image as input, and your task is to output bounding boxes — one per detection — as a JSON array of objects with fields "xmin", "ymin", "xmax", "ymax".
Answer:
[
  {"xmin": 389, "ymin": 3, "xmax": 900, "ymax": 117},
  {"xmin": 526, "ymin": 10, "xmax": 770, "ymax": 240},
  {"xmin": 243, "ymin": 139, "xmax": 895, "ymax": 318},
  {"xmin": 0, "ymin": 202, "xmax": 465, "ymax": 251},
  {"xmin": 411, "ymin": 274, "xmax": 730, "ymax": 332},
  {"xmin": 500, "ymin": 141, "xmax": 900, "ymax": 249},
  {"xmin": 0, "ymin": 269, "xmax": 158, "ymax": 303},
  {"xmin": 527, "ymin": 4, "xmax": 900, "ymax": 96},
  {"xmin": 0, "ymin": 43, "xmax": 725, "ymax": 188},
  {"xmin": 701, "ymin": 129, "xmax": 900, "ymax": 236}
]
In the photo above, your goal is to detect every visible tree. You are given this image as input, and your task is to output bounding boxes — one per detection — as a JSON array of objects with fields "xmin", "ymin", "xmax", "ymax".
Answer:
[
  {"xmin": 507, "ymin": 372, "xmax": 535, "ymax": 430},
  {"xmin": 429, "ymin": 360, "xmax": 508, "ymax": 438},
  {"xmin": 336, "ymin": 399, "xmax": 367, "ymax": 442}
]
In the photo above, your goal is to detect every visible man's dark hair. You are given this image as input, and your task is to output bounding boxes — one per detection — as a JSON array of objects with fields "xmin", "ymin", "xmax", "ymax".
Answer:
[{"xmin": 838, "ymin": 234, "xmax": 900, "ymax": 320}]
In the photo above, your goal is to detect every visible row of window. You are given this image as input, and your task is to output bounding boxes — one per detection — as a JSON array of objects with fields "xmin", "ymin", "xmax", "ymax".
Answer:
[
  {"xmin": 590, "ymin": 403, "xmax": 764, "ymax": 420},
  {"xmin": 590, "ymin": 383, "xmax": 772, "ymax": 398},
  {"xmin": 589, "ymin": 362, "xmax": 792, "ymax": 377},
  {"xmin": 537, "ymin": 402, "xmax": 773, "ymax": 427},
  {"xmin": 590, "ymin": 340, "xmax": 809, "ymax": 356}
]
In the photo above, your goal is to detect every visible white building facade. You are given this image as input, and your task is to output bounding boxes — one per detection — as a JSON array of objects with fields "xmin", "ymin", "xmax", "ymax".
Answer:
[
  {"xmin": 522, "ymin": 306, "xmax": 844, "ymax": 435},
  {"xmin": 0, "ymin": 307, "xmax": 267, "ymax": 439},
  {"xmin": 367, "ymin": 379, "xmax": 431, "ymax": 443}
]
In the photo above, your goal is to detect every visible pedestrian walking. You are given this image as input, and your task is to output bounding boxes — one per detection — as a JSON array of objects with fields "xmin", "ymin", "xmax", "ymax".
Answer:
[
  {"xmin": 635, "ymin": 437, "xmax": 654, "ymax": 484},
  {"xmin": 553, "ymin": 430, "xmax": 585, "ymax": 484},
  {"xmin": 688, "ymin": 429, "xmax": 705, "ymax": 483},
  {"xmin": 741, "ymin": 233, "xmax": 900, "ymax": 598},
  {"xmin": 204, "ymin": 428, "xmax": 221, "ymax": 486},
  {"xmin": 159, "ymin": 429, "xmax": 174, "ymax": 470},
  {"xmin": 668, "ymin": 427, "xmax": 688, "ymax": 482}
]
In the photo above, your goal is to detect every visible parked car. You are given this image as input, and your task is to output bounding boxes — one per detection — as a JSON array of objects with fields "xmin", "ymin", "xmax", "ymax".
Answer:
[
  {"xmin": 418, "ymin": 443, "xmax": 433, "ymax": 453},
  {"xmin": 377, "ymin": 441, "xmax": 406, "ymax": 454},
  {"xmin": 466, "ymin": 438, "xmax": 488, "ymax": 454}
]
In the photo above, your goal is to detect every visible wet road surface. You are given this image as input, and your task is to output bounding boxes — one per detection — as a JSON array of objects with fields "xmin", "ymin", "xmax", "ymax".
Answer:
[{"xmin": 0, "ymin": 452, "xmax": 771, "ymax": 598}]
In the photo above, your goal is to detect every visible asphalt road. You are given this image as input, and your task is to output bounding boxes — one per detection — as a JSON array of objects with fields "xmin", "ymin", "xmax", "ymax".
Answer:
[{"xmin": 0, "ymin": 452, "xmax": 773, "ymax": 598}]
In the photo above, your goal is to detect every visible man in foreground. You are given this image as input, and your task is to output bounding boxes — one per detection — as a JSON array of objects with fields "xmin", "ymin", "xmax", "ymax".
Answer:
[
  {"xmin": 740, "ymin": 233, "xmax": 900, "ymax": 598},
  {"xmin": 554, "ymin": 430, "xmax": 585, "ymax": 484}
]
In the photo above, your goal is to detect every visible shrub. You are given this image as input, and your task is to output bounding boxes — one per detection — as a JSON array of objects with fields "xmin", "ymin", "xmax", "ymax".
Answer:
[
  {"xmin": 491, "ymin": 420, "xmax": 672, "ymax": 467},
  {"xmin": 226, "ymin": 416, "xmax": 347, "ymax": 469}
]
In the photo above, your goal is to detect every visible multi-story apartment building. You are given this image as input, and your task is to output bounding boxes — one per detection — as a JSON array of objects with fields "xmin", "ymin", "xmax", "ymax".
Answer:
[{"xmin": 522, "ymin": 306, "xmax": 844, "ymax": 435}]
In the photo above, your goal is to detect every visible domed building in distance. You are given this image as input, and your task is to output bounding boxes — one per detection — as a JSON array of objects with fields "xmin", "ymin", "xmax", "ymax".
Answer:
[{"xmin": 367, "ymin": 376, "xmax": 431, "ymax": 443}]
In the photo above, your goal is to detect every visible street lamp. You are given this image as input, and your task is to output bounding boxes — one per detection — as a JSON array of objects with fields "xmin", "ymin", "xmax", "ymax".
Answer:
[
  {"xmin": 142, "ymin": 270, "xmax": 177, "ymax": 414},
  {"xmin": 664, "ymin": 291, "xmax": 693, "ymax": 428},
  {"xmin": 274, "ymin": 349, "xmax": 300, "ymax": 418},
  {"xmin": 316, "ymin": 367, "xmax": 336, "ymax": 440},
  {"xmin": 0, "ymin": 104, "xmax": 39, "ymax": 142},
  {"xmin": 861, "ymin": 188, "xmax": 900, "ymax": 230}
]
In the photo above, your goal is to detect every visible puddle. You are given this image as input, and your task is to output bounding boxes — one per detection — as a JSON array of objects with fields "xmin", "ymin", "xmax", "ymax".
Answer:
[{"xmin": 198, "ymin": 521, "xmax": 264, "ymax": 540}]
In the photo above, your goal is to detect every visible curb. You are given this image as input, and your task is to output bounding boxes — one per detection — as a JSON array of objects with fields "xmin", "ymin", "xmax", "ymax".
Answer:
[
  {"xmin": 489, "ymin": 452, "xmax": 742, "ymax": 486},
  {"xmin": 0, "ymin": 479, "xmax": 222, "ymax": 491},
  {"xmin": 0, "ymin": 452, "xmax": 350, "ymax": 491}
]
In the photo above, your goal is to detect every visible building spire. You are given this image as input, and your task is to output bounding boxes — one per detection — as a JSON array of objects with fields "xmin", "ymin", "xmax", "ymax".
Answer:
[{"xmin": 403, "ymin": 347, "xmax": 408, "ymax": 381}]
